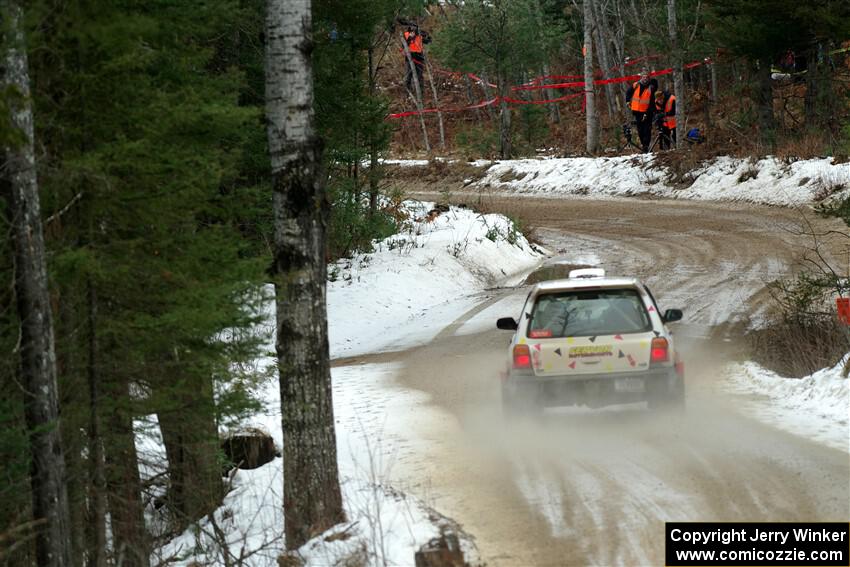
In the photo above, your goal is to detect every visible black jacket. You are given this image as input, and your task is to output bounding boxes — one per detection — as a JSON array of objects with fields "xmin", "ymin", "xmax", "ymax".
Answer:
[{"xmin": 655, "ymin": 90, "xmax": 676, "ymax": 121}]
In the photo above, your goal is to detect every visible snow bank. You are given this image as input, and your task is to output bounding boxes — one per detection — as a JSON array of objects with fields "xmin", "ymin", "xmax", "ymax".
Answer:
[
  {"xmin": 724, "ymin": 359, "xmax": 850, "ymax": 452},
  {"xmin": 154, "ymin": 205, "xmax": 542, "ymax": 565},
  {"xmin": 477, "ymin": 155, "xmax": 850, "ymax": 207},
  {"xmin": 154, "ymin": 364, "xmax": 477, "ymax": 567},
  {"xmin": 328, "ymin": 202, "xmax": 545, "ymax": 358}
]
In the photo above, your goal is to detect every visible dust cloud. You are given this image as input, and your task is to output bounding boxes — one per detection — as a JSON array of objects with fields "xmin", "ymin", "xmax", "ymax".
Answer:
[{"xmin": 393, "ymin": 330, "xmax": 848, "ymax": 566}]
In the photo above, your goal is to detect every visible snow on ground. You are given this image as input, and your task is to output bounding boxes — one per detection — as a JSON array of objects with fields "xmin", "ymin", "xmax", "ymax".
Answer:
[
  {"xmin": 723, "ymin": 359, "xmax": 850, "ymax": 452},
  {"xmin": 476, "ymin": 155, "xmax": 850, "ymax": 207},
  {"xmin": 154, "ymin": 364, "xmax": 474, "ymax": 567},
  {"xmin": 328, "ymin": 201, "xmax": 545, "ymax": 358},
  {"xmin": 152, "ymin": 205, "xmax": 544, "ymax": 565}
]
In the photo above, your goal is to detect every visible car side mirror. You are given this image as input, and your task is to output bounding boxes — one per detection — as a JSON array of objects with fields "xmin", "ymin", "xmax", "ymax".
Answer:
[
  {"xmin": 662, "ymin": 309, "xmax": 683, "ymax": 323},
  {"xmin": 496, "ymin": 317, "xmax": 518, "ymax": 331}
]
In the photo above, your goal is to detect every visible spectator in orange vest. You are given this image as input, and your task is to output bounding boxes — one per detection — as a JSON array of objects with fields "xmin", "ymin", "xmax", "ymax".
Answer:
[
  {"xmin": 625, "ymin": 70, "xmax": 658, "ymax": 153},
  {"xmin": 402, "ymin": 24, "xmax": 431, "ymax": 94},
  {"xmin": 654, "ymin": 90, "xmax": 676, "ymax": 150}
]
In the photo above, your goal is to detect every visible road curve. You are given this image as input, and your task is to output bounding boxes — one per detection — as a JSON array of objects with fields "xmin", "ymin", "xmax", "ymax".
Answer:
[{"xmin": 364, "ymin": 195, "xmax": 850, "ymax": 566}]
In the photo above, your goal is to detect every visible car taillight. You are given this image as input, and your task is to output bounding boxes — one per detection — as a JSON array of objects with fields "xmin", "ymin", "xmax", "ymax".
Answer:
[
  {"xmin": 650, "ymin": 337, "xmax": 669, "ymax": 363},
  {"xmin": 513, "ymin": 344, "xmax": 531, "ymax": 369}
]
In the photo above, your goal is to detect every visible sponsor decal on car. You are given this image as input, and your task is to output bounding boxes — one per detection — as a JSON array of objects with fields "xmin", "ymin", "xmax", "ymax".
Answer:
[{"xmin": 568, "ymin": 345, "xmax": 614, "ymax": 358}]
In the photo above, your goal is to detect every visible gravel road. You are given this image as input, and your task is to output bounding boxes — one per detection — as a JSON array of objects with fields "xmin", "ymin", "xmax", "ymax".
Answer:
[{"xmin": 345, "ymin": 194, "xmax": 850, "ymax": 566}]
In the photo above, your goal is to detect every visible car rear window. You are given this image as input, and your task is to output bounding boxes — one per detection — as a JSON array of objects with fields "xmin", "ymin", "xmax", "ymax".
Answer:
[{"xmin": 527, "ymin": 288, "xmax": 651, "ymax": 338}]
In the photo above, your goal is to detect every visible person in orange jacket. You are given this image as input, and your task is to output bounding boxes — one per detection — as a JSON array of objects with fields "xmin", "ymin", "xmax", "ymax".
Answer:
[
  {"xmin": 625, "ymin": 70, "xmax": 658, "ymax": 153},
  {"xmin": 654, "ymin": 90, "xmax": 677, "ymax": 149},
  {"xmin": 401, "ymin": 23, "xmax": 431, "ymax": 93}
]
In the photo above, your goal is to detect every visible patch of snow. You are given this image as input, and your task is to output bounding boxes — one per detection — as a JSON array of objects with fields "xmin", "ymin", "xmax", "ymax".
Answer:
[
  {"xmin": 328, "ymin": 202, "xmax": 545, "ymax": 358},
  {"xmin": 153, "ymin": 204, "xmax": 544, "ymax": 565},
  {"xmin": 381, "ymin": 159, "xmax": 431, "ymax": 167},
  {"xmin": 476, "ymin": 155, "xmax": 850, "ymax": 207},
  {"xmin": 724, "ymin": 359, "xmax": 850, "ymax": 452},
  {"xmin": 453, "ymin": 294, "xmax": 528, "ymax": 337},
  {"xmin": 155, "ymin": 363, "xmax": 479, "ymax": 566}
]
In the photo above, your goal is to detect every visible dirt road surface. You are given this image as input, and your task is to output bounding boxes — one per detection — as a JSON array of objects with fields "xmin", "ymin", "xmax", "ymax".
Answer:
[{"xmin": 345, "ymin": 195, "xmax": 850, "ymax": 566}]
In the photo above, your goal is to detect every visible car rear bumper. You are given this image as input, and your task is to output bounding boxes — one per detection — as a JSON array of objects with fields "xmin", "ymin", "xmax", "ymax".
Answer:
[{"xmin": 504, "ymin": 367, "xmax": 681, "ymax": 408}]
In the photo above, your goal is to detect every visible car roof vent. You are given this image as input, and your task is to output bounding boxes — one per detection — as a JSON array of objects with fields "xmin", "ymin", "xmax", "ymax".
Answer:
[{"xmin": 568, "ymin": 268, "xmax": 606, "ymax": 279}]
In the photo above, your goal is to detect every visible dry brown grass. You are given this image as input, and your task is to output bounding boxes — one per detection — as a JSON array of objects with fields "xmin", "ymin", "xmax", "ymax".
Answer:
[
  {"xmin": 775, "ymin": 131, "xmax": 831, "ymax": 161},
  {"xmin": 748, "ymin": 314, "xmax": 848, "ymax": 378},
  {"xmin": 383, "ymin": 159, "xmax": 488, "ymax": 186},
  {"xmin": 747, "ymin": 275, "xmax": 850, "ymax": 378},
  {"xmin": 650, "ymin": 143, "xmax": 718, "ymax": 189}
]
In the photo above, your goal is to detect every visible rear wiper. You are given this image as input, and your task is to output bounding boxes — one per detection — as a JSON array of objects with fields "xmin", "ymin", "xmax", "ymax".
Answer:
[{"xmin": 559, "ymin": 308, "xmax": 575, "ymax": 337}]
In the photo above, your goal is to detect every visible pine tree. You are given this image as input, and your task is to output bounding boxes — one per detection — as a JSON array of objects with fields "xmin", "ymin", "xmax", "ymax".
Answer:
[
  {"xmin": 313, "ymin": 0, "xmax": 400, "ymax": 257},
  {"xmin": 0, "ymin": 1, "xmax": 273, "ymax": 563}
]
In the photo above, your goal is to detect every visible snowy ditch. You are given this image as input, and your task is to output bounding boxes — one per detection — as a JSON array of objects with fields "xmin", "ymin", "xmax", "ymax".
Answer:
[{"xmin": 148, "ymin": 203, "xmax": 546, "ymax": 565}]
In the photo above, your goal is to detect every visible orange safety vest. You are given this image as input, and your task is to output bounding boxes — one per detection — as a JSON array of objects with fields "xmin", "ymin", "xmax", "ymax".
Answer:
[
  {"xmin": 663, "ymin": 95, "xmax": 676, "ymax": 129},
  {"xmin": 630, "ymin": 81, "xmax": 651, "ymax": 112},
  {"xmin": 404, "ymin": 31, "xmax": 423, "ymax": 54}
]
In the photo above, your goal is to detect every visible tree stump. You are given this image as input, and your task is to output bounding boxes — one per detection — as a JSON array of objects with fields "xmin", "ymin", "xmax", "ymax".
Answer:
[
  {"xmin": 221, "ymin": 428, "xmax": 277, "ymax": 471},
  {"xmin": 414, "ymin": 530, "xmax": 466, "ymax": 567}
]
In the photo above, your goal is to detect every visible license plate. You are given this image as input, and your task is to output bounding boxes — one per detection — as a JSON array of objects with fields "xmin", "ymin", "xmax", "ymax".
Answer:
[{"xmin": 614, "ymin": 377, "xmax": 645, "ymax": 392}]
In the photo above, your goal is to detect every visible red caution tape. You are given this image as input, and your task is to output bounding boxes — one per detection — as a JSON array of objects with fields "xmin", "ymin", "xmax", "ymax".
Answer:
[
  {"xmin": 389, "ymin": 58, "xmax": 708, "ymax": 119},
  {"xmin": 386, "ymin": 92, "xmax": 585, "ymax": 119},
  {"xmin": 524, "ymin": 55, "xmax": 664, "ymax": 85},
  {"xmin": 387, "ymin": 97, "xmax": 498, "ymax": 119},
  {"xmin": 514, "ymin": 59, "xmax": 706, "ymax": 91}
]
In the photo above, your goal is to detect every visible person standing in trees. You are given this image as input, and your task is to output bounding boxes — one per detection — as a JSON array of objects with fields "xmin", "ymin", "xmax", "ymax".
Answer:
[
  {"xmin": 400, "ymin": 20, "xmax": 431, "ymax": 93},
  {"xmin": 654, "ymin": 90, "xmax": 677, "ymax": 149},
  {"xmin": 625, "ymin": 69, "xmax": 658, "ymax": 152}
]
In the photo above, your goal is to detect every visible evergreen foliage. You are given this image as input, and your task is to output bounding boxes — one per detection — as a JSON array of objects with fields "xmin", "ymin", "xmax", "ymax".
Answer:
[
  {"xmin": 313, "ymin": 0, "xmax": 412, "ymax": 258},
  {"xmin": 2, "ymin": 0, "xmax": 273, "ymax": 560}
]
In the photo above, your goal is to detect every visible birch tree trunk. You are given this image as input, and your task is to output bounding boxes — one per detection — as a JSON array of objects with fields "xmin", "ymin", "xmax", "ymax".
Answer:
[
  {"xmin": 399, "ymin": 34, "xmax": 431, "ymax": 153},
  {"xmin": 498, "ymin": 76, "xmax": 512, "ymax": 159},
  {"xmin": 667, "ymin": 0, "xmax": 684, "ymax": 148},
  {"xmin": 611, "ymin": 0, "xmax": 632, "ymax": 123},
  {"xmin": 1, "ymin": 3, "xmax": 73, "ymax": 565},
  {"xmin": 367, "ymin": 46, "xmax": 380, "ymax": 216},
  {"xmin": 265, "ymin": 0, "xmax": 345, "ymax": 549},
  {"xmin": 463, "ymin": 74, "xmax": 483, "ymax": 122},
  {"xmin": 424, "ymin": 58, "xmax": 445, "ymax": 149},
  {"xmin": 591, "ymin": 0, "xmax": 617, "ymax": 118},
  {"xmin": 479, "ymin": 73, "xmax": 496, "ymax": 120},
  {"xmin": 755, "ymin": 56, "xmax": 775, "ymax": 147},
  {"xmin": 541, "ymin": 64, "xmax": 561, "ymax": 124},
  {"xmin": 584, "ymin": 0, "xmax": 599, "ymax": 153}
]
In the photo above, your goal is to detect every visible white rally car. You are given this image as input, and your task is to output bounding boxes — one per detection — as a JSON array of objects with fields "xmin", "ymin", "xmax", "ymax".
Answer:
[{"xmin": 497, "ymin": 268, "xmax": 684, "ymax": 415}]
